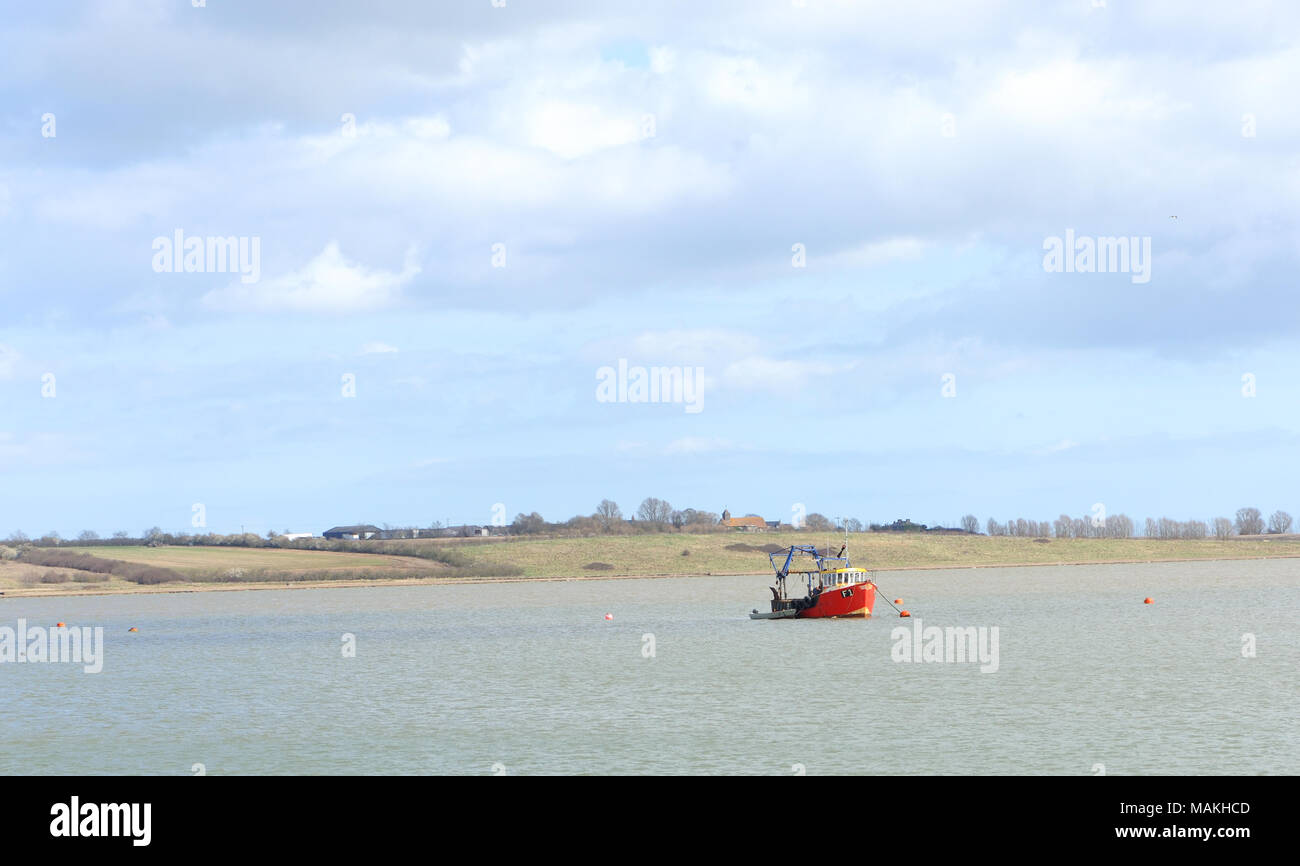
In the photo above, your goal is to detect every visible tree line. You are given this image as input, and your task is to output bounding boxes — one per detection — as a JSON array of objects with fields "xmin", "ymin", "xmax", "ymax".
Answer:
[
  {"xmin": 967, "ymin": 507, "xmax": 1291, "ymax": 539},
  {"xmin": 509, "ymin": 498, "xmax": 878, "ymax": 535},
  {"xmin": 6, "ymin": 505, "xmax": 1294, "ymax": 546}
]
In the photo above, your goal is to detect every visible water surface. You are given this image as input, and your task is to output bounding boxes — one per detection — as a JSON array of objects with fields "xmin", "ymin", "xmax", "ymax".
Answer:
[{"xmin": 2, "ymin": 558, "xmax": 1295, "ymax": 775}]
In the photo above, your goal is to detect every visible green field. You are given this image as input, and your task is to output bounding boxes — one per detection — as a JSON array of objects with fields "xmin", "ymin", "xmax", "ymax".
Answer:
[
  {"xmin": 5, "ymin": 532, "xmax": 1300, "ymax": 595},
  {"xmin": 388, "ymin": 531, "xmax": 1300, "ymax": 578}
]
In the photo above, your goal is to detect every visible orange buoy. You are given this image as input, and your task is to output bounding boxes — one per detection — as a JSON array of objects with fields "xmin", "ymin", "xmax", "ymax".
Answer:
[
  {"xmin": 893, "ymin": 598, "xmax": 903, "ymax": 605},
  {"xmin": 899, "ymin": 610, "xmax": 911, "ymax": 617},
  {"xmin": 128, "ymin": 627, "xmax": 139, "ymax": 632},
  {"xmin": 55, "ymin": 622, "xmax": 65, "ymax": 628},
  {"xmin": 1144, "ymin": 597, "xmax": 1153, "ymax": 604},
  {"xmin": 604, "ymin": 613, "xmax": 613, "ymax": 621}
]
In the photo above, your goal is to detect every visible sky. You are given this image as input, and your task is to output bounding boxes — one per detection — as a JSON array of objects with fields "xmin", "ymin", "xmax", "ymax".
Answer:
[{"xmin": 1, "ymin": 0, "xmax": 1298, "ymax": 537}]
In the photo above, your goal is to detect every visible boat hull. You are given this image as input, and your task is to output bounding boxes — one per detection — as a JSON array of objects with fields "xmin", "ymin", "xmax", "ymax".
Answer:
[
  {"xmin": 750, "ymin": 581, "xmax": 875, "ymax": 619},
  {"xmin": 748, "ymin": 608, "xmax": 800, "ymax": 620},
  {"xmin": 797, "ymin": 581, "xmax": 875, "ymax": 618}
]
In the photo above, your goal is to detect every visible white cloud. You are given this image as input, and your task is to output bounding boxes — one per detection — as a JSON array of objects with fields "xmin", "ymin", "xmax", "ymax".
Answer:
[
  {"xmin": 0, "ymin": 431, "xmax": 88, "ymax": 468},
  {"xmin": 664, "ymin": 436, "xmax": 733, "ymax": 455},
  {"xmin": 527, "ymin": 101, "xmax": 645, "ymax": 159},
  {"xmin": 0, "ymin": 344, "xmax": 19, "ymax": 380},
  {"xmin": 202, "ymin": 243, "xmax": 420, "ymax": 313},
  {"xmin": 1034, "ymin": 439, "xmax": 1080, "ymax": 456},
  {"xmin": 824, "ymin": 237, "xmax": 926, "ymax": 269},
  {"xmin": 722, "ymin": 357, "xmax": 839, "ymax": 390},
  {"xmin": 650, "ymin": 46, "xmax": 676, "ymax": 75},
  {"xmin": 360, "ymin": 341, "xmax": 399, "ymax": 355},
  {"xmin": 703, "ymin": 55, "xmax": 808, "ymax": 114},
  {"xmin": 625, "ymin": 329, "xmax": 759, "ymax": 361}
]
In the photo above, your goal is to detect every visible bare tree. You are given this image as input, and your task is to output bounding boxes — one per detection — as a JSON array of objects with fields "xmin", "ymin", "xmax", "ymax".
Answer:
[
  {"xmin": 595, "ymin": 499, "xmax": 622, "ymax": 530},
  {"xmin": 1103, "ymin": 514, "xmax": 1134, "ymax": 538},
  {"xmin": 1212, "ymin": 517, "xmax": 1234, "ymax": 539},
  {"xmin": 1268, "ymin": 510, "xmax": 1293, "ymax": 534},
  {"xmin": 678, "ymin": 509, "xmax": 718, "ymax": 527},
  {"xmin": 566, "ymin": 515, "xmax": 600, "ymax": 534},
  {"xmin": 1235, "ymin": 507, "xmax": 1264, "ymax": 536},
  {"xmin": 511, "ymin": 512, "xmax": 546, "ymax": 534},
  {"xmin": 76, "ymin": 530, "xmax": 99, "ymax": 541},
  {"xmin": 637, "ymin": 497, "xmax": 673, "ymax": 523},
  {"xmin": 804, "ymin": 513, "xmax": 833, "ymax": 532}
]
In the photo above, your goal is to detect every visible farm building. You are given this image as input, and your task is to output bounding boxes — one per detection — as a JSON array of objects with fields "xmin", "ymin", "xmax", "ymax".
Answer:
[
  {"xmin": 721, "ymin": 509, "xmax": 768, "ymax": 531},
  {"xmin": 435, "ymin": 525, "xmax": 491, "ymax": 537},
  {"xmin": 364, "ymin": 526, "xmax": 494, "ymax": 539},
  {"xmin": 373, "ymin": 528, "xmax": 423, "ymax": 540},
  {"xmin": 322, "ymin": 524, "xmax": 382, "ymax": 540}
]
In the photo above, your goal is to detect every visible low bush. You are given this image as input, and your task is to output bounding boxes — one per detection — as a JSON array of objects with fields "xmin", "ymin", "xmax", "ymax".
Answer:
[{"xmin": 18, "ymin": 549, "xmax": 183, "ymax": 584}]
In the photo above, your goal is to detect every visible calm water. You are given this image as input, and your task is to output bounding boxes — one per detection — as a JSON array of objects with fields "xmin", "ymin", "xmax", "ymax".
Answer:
[{"xmin": 2, "ymin": 559, "xmax": 1296, "ymax": 775}]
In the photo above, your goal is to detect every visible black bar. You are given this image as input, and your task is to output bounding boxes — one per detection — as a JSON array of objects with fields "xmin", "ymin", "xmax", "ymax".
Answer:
[{"xmin": 3, "ymin": 776, "xmax": 1284, "ymax": 854}]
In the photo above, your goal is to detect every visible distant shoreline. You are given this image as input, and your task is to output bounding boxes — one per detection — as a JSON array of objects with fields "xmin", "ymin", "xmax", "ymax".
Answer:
[{"xmin": 4, "ymin": 552, "xmax": 1298, "ymax": 600}]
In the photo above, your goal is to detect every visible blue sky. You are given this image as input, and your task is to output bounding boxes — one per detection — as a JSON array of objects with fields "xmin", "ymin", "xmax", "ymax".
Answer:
[{"xmin": 2, "ymin": 0, "xmax": 1298, "ymax": 536}]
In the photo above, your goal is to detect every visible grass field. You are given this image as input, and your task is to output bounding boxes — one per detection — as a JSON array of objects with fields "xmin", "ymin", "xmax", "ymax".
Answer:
[
  {"xmin": 0, "ymin": 544, "xmax": 442, "ymax": 595},
  {"xmin": 56, "ymin": 545, "xmax": 434, "ymax": 574},
  {"xmin": 4, "ymin": 532, "xmax": 1300, "ymax": 596},
  {"xmin": 0, "ymin": 561, "xmax": 115, "ymax": 587},
  {"xmin": 385, "ymin": 531, "xmax": 1300, "ymax": 578}
]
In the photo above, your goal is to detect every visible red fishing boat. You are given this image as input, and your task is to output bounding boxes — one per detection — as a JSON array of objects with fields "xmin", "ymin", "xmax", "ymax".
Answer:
[{"xmin": 749, "ymin": 543, "xmax": 876, "ymax": 619}]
